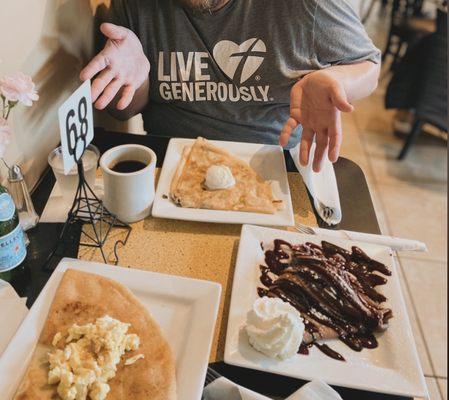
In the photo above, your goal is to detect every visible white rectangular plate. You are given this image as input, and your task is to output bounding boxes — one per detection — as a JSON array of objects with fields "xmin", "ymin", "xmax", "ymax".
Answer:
[
  {"xmin": 0, "ymin": 258, "xmax": 221, "ymax": 400},
  {"xmin": 152, "ymin": 138, "xmax": 294, "ymax": 226},
  {"xmin": 225, "ymin": 225, "xmax": 427, "ymax": 398}
]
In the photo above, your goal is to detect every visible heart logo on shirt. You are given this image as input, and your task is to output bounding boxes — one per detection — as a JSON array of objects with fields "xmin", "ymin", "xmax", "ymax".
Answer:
[{"xmin": 213, "ymin": 38, "xmax": 266, "ymax": 84}]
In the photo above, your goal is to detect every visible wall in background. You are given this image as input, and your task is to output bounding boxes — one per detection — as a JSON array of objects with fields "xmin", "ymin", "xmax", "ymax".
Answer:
[{"xmin": 0, "ymin": 0, "xmax": 143, "ymax": 191}]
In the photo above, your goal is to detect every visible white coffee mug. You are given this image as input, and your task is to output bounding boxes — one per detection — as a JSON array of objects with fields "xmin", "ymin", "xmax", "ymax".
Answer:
[{"xmin": 100, "ymin": 144, "xmax": 156, "ymax": 223}]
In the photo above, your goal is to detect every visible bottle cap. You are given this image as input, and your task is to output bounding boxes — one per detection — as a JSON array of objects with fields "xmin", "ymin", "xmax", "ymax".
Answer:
[{"xmin": 8, "ymin": 165, "xmax": 23, "ymax": 182}]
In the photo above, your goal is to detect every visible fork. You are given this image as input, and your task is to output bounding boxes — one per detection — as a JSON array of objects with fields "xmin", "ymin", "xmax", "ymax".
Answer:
[
  {"xmin": 295, "ymin": 223, "xmax": 316, "ymax": 235},
  {"xmin": 204, "ymin": 367, "xmax": 222, "ymax": 386},
  {"xmin": 202, "ymin": 367, "xmax": 223, "ymax": 400},
  {"xmin": 315, "ymin": 199, "xmax": 334, "ymax": 222}
]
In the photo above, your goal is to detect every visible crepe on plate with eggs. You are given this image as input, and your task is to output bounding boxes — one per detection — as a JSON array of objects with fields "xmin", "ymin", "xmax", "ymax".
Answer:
[
  {"xmin": 13, "ymin": 269, "xmax": 177, "ymax": 400},
  {"xmin": 170, "ymin": 137, "xmax": 283, "ymax": 214}
]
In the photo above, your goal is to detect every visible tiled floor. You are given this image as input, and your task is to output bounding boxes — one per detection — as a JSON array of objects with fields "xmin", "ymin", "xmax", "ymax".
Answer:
[{"xmin": 341, "ymin": 3, "xmax": 447, "ymax": 399}]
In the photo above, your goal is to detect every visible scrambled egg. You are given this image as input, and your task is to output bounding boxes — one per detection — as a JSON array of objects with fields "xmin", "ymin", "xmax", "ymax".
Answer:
[{"xmin": 47, "ymin": 315, "xmax": 144, "ymax": 400}]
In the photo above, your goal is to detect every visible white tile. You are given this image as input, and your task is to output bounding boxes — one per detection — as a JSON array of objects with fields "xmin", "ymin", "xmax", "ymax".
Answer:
[
  {"xmin": 362, "ymin": 127, "xmax": 447, "ymax": 186},
  {"xmin": 365, "ymin": 182, "xmax": 391, "ymax": 235},
  {"xmin": 396, "ymin": 262, "xmax": 434, "ymax": 376},
  {"xmin": 400, "ymin": 257, "xmax": 448, "ymax": 378},
  {"xmin": 352, "ymin": 88, "xmax": 396, "ymax": 135},
  {"xmin": 439, "ymin": 379, "xmax": 447, "ymax": 400},
  {"xmin": 340, "ymin": 113, "xmax": 370, "ymax": 171},
  {"xmin": 417, "ymin": 377, "xmax": 443, "ymax": 400},
  {"xmin": 375, "ymin": 182, "xmax": 447, "ymax": 262}
]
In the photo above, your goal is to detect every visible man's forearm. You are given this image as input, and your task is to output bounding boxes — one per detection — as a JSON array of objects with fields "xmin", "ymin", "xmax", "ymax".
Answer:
[
  {"xmin": 107, "ymin": 77, "xmax": 150, "ymax": 121},
  {"xmin": 321, "ymin": 61, "xmax": 381, "ymax": 103}
]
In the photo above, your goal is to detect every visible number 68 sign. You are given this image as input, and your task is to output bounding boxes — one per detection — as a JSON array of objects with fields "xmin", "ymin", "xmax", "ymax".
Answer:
[{"xmin": 58, "ymin": 80, "xmax": 94, "ymax": 174}]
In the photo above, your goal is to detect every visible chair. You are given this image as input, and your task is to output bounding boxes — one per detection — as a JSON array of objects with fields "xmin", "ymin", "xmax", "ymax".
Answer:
[
  {"xmin": 393, "ymin": 8, "xmax": 448, "ymax": 159},
  {"xmin": 383, "ymin": 0, "xmax": 436, "ymax": 70}
]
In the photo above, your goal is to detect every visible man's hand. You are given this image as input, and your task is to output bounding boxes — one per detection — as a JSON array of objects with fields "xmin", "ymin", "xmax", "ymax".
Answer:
[
  {"xmin": 279, "ymin": 70, "xmax": 354, "ymax": 172},
  {"xmin": 80, "ymin": 23, "xmax": 150, "ymax": 111}
]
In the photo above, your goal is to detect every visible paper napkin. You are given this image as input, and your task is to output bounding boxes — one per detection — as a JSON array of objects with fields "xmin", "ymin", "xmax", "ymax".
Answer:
[
  {"xmin": 286, "ymin": 380, "xmax": 343, "ymax": 400},
  {"xmin": 203, "ymin": 377, "xmax": 343, "ymax": 400},
  {"xmin": 203, "ymin": 377, "xmax": 269, "ymax": 400},
  {"xmin": 290, "ymin": 142, "xmax": 342, "ymax": 226},
  {"xmin": 0, "ymin": 280, "xmax": 28, "ymax": 355}
]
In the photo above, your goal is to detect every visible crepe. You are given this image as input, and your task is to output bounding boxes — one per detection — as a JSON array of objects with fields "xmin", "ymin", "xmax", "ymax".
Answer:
[
  {"xmin": 258, "ymin": 239, "xmax": 393, "ymax": 361},
  {"xmin": 170, "ymin": 137, "xmax": 283, "ymax": 214},
  {"xmin": 13, "ymin": 269, "xmax": 177, "ymax": 400}
]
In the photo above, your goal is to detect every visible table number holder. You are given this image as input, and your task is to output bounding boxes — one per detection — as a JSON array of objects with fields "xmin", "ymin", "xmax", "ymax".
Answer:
[
  {"xmin": 44, "ymin": 81, "xmax": 133, "ymax": 267},
  {"xmin": 46, "ymin": 149, "xmax": 132, "ymax": 268}
]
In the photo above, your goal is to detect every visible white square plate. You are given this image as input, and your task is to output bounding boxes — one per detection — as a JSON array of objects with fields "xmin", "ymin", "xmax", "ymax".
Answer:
[
  {"xmin": 224, "ymin": 225, "xmax": 427, "ymax": 398},
  {"xmin": 152, "ymin": 138, "xmax": 295, "ymax": 226},
  {"xmin": 0, "ymin": 258, "xmax": 221, "ymax": 400}
]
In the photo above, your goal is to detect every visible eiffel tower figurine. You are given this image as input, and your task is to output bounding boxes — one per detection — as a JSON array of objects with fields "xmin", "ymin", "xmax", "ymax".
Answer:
[{"xmin": 45, "ymin": 144, "xmax": 132, "ymax": 269}]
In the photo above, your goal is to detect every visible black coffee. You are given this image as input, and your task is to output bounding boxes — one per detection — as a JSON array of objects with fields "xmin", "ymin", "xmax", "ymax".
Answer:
[{"xmin": 111, "ymin": 160, "xmax": 147, "ymax": 173}]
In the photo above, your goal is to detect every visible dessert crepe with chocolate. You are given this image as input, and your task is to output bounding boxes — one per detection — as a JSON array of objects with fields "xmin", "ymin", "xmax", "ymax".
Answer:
[
  {"xmin": 170, "ymin": 137, "xmax": 282, "ymax": 214},
  {"xmin": 258, "ymin": 240, "xmax": 393, "ymax": 361},
  {"xmin": 13, "ymin": 269, "xmax": 177, "ymax": 400}
]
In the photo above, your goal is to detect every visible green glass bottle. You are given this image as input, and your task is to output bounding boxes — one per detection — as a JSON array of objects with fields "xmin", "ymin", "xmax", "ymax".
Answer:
[{"xmin": 0, "ymin": 184, "xmax": 27, "ymax": 282}]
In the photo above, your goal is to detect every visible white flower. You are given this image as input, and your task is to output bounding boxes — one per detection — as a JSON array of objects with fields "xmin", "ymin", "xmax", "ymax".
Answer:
[
  {"xmin": 0, "ymin": 72, "xmax": 39, "ymax": 106},
  {"xmin": 0, "ymin": 118, "xmax": 11, "ymax": 158}
]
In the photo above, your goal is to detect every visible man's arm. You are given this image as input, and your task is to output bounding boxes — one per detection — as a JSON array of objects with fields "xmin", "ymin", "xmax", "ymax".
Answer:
[
  {"xmin": 279, "ymin": 0, "xmax": 382, "ymax": 172},
  {"xmin": 79, "ymin": 23, "xmax": 150, "ymax": 119},
  {"xmin": 319, "ymin": 61, "xmax": 380, "ymax": 103},
  {"xmin": 280, "ymin": 60, "xmax": 380, "ymax": 172}
]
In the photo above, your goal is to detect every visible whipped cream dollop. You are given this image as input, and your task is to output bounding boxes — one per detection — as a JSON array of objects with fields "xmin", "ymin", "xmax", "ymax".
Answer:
[
  {"xmin": 245, "ymin": 297, "xmax": 304, "ymax": 360},
  {"xmin": 204, "ymin": 165, "xmax": 235, "ymax": 190}
]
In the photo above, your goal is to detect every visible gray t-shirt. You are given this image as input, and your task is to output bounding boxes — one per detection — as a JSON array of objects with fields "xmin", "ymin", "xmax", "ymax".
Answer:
[{"xmin": 107, "ymin": 0, "xmax": 380, "ymax": 146}]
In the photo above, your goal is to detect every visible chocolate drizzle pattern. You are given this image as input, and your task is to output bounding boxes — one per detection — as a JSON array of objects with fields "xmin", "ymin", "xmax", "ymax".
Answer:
[{"xmin": 257, "ymin": 239, "xmax": 393, "ymax": 361}]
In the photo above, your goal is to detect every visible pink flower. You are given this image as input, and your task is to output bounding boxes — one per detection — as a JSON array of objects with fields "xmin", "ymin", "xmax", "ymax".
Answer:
[
  {"xmin": 0, "ymin": 118, "xmax": 12, "ymax": 158},
  {"xmin": 0, "ymin": 72, "xmax": 39, "ymax": 106}
]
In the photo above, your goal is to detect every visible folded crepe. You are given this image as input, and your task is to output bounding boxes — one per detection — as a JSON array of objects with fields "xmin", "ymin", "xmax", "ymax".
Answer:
[
  {"xmin": 13, "ymin": 269, "xmax": 177, "ymax": 400},
  {"xmin": 258, "ymin": 240, "xmax": 393, "ymax": 360},
  {"xmin": 170, "ymin": 137, "xmax": 283, "ymax": 214}
]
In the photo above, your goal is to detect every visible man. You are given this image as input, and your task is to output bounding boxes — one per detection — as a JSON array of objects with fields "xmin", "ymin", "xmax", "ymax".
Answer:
[{"xmin": 80, "ymin": 0, "xmax": 380, "ymax": 172}]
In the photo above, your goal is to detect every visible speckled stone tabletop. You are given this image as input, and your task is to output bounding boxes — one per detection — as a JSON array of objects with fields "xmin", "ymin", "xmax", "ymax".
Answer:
[{"xmin": 79, "ymin": 170, "xmax": 317, "ymax": 362}]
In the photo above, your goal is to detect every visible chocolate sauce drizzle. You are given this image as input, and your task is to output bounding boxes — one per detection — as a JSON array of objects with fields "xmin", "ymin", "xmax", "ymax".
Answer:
[{"xmin": 257, "ymin": 239, "xmax": 393, "ymax": 361}]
